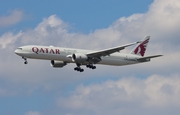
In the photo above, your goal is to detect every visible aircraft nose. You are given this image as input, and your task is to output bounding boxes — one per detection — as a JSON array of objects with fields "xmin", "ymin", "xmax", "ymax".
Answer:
[
  {"xmin": 14, "ymin": 49, "xmax": 19, "ymax": 54},
  {"xmin": 14, "ymin": 48, "xmax": 22, "ymax": 55}
]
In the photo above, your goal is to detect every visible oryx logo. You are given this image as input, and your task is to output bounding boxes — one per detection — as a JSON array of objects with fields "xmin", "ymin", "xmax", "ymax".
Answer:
[{"xmin": 134, "ymin": 38, "xmax": 149, "ymax": 56}]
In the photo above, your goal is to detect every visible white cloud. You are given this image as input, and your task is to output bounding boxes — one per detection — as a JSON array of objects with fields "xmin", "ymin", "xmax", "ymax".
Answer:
[
  {"xmin": 25, "ymin": 111, "xmax": 41, "ymax": 115},
  {"xmin": 111, "ymin": 0, "xmax": 180, "ymax": 46},
  {"xmin": 57, "ymin": 75, "xmax": 180, "ymax": 115},
  {"xmin": 0, "ymin": 87, "xmax": 14, "ymax": 96},
  {"xmin": 0, "ymin": 31, "xmax": 22, "ymax": 49},
  {"xmin": 0, "ymin": 9, "xmax": 24, "ymax": 27},
  {"xmin": 2, "ymin": 0, "xmax": 180, "ymax": 51},
  {"xmin": 145, "ymin": 75, "xmax": 180, "ymax": 106}
]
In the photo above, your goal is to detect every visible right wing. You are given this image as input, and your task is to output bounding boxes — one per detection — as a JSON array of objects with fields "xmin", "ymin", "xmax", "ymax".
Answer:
[{"xmin": 86, "ymin": 41, "xmax": 140, "ymax": 57}]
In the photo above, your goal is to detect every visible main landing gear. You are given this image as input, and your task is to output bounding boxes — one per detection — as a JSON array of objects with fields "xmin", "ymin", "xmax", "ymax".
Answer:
[
  {"xmin": 74, "ymin": 67, "xmax": 84, "ymax": 72},
  {"xmin": 74, "ymin": 63, "xmax": 84, "ymax": 72},
  {"xmin": 86, "ymin": 64, "xmax": 96, "ymax": 69},
  {"xmin": 22, "ymin": 57, "xmax": 28, "ymax": 64},
  {"xmin": 74, "ymin": 64, "xmax": 96, "ymax": 72}
]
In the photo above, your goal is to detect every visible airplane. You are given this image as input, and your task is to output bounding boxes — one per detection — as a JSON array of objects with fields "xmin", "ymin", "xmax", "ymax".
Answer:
[{"xmin": 14, "ymin": 36, "xmax": 162, "ymax": 72}]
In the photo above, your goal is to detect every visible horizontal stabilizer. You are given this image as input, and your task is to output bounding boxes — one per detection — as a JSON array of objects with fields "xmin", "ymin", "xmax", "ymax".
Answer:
[{"xmin": 137, "ymin": 55, "xmax": 163, "ymax": 62}]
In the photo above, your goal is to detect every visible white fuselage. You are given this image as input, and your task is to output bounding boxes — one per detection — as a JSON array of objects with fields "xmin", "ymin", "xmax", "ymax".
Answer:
[{"xmin": 15, "ymin": 45, "xmax": 145, "ymax": 66}]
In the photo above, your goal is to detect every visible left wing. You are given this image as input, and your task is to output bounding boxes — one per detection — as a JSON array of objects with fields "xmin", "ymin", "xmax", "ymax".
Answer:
[{"xmin": 86, "ymin": 41, "xmax": 140, "ymax": 57}]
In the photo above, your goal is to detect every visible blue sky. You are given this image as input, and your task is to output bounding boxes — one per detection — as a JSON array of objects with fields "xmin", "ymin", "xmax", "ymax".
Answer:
[
  {"xmin": 1, "ymin": 0, "xmax": 180, "ymax": 115},
  {"xmin": 1, "ymin": 0, "xmax": 153, "ymax": 33}
]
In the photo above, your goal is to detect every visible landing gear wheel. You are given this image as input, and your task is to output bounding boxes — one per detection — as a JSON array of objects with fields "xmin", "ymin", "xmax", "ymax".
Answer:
[
  {"xmin": 24, "ymin": 61, "xmax": 28, "ymax": 64},
  {"xmin": 80, "ymin": 69, "xmax": 84, "ymax": 72},
  {"xmin": 92, "ymin": 65, "xmax": 96, "ymax": 69},
  {"xmin": 74, "ymin": 67, "xmax": 77, "ymax": 71},
  {"xmin": 86, "ymin": 65, "xmax": 90, "ymax": 68}
]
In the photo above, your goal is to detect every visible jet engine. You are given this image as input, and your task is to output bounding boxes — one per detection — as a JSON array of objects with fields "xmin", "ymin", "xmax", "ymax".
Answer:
[
  {"xmin": 51, "ymin": 60, "xmax": 67, "ymax": 68},
  {"xmin": 72, "ymin": 53, "xmax": 88, "ymax": 63}
]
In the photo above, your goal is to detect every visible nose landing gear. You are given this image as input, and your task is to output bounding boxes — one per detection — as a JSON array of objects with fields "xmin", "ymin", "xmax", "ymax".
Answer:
[{"xmin": 22, "ymin": 57, "xmax": 28, "ymax": 64}]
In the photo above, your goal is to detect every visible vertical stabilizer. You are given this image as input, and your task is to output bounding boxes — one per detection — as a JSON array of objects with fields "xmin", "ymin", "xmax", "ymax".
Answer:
[{"xmin": 130, "ymin": 36, "xmax": 150, "ymax": 57}]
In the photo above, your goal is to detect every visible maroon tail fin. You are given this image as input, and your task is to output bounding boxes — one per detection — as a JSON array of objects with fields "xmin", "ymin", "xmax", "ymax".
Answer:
[{"xmin": 130, "ymin": 36, "xmax": 150, "ymax": 57}]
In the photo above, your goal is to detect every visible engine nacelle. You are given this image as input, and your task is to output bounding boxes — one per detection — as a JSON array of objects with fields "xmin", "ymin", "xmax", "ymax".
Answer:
[
  {"xmin": 72, "ymin": 53, "xmax": 88, "ymax": 63},
  {"xmin": 51, "ymin": 60, "xmax": 67, "ymax": 68}
]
